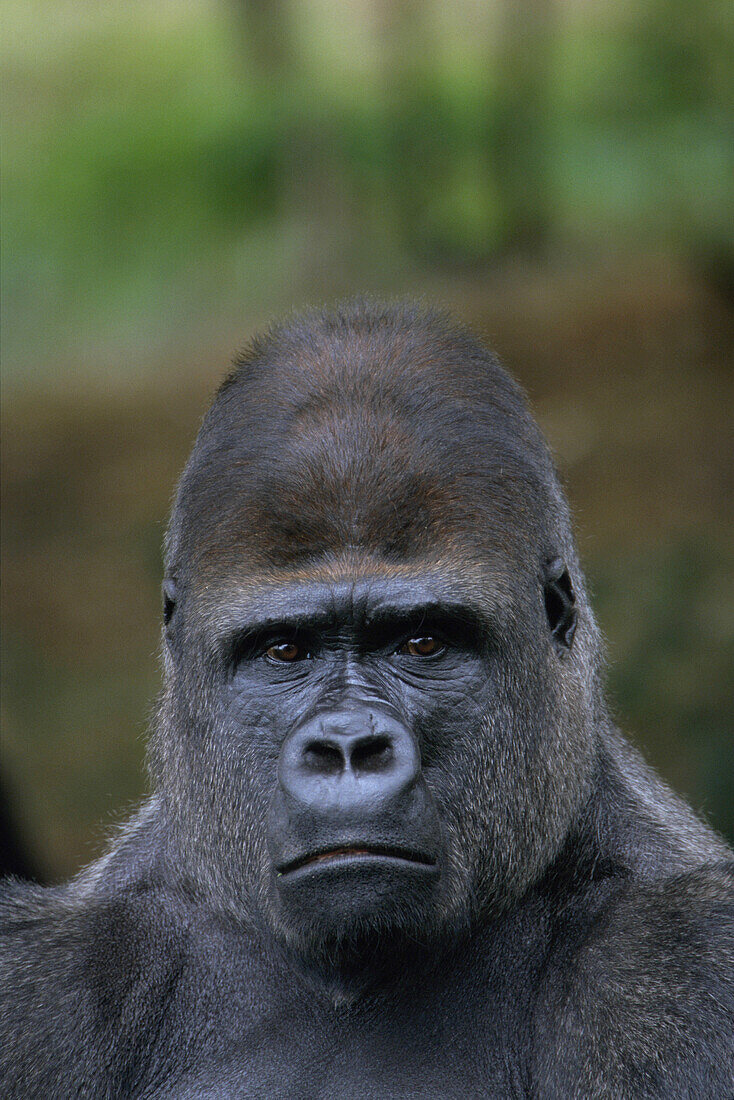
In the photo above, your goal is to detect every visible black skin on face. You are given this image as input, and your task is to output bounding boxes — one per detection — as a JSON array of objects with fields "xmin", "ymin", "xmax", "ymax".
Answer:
[
  {"xmin": 1, "ymin": 302, "xmax": 733, "ymax": 1099},
  {"xmin": 224, "ymin": 575, "xmax": 491, "ymax": 950}
]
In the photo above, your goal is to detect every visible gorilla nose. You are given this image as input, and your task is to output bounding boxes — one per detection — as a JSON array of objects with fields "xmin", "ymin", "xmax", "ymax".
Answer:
[{"xmin": 279, "ymin": 709, "xmax": 420, "ymax": 812}]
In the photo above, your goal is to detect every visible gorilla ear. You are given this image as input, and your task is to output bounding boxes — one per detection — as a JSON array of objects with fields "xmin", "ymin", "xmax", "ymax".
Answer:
[
  {"xmin": 542, "ymin": 557, "xmax": 577, "ymax": 653},
  {"xmin": 162, "ymin": 577, "xmax": 177, "ymax": 629}
]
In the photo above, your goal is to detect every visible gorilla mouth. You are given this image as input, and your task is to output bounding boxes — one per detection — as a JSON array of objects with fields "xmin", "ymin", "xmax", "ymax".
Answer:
[{"xmin": 279, "ymin": 845, "xmax": 436, "ymax": 875}]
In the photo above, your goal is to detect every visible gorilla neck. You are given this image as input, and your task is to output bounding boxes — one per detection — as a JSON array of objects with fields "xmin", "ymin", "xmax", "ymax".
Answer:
[{"xmin": 277, "ymin": 923, "xmax": 473, "ymax": 1005}]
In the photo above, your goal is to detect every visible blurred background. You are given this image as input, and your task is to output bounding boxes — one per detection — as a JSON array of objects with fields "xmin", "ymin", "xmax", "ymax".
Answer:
[{"xmin": 2, "ymin": 0, "xmax": 733, "ymax": 880}]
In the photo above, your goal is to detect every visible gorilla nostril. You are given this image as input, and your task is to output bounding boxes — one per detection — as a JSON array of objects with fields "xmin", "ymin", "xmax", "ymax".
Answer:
[
  {"xmin": 303, "ymin": 741, "xmax": 343, "ymax": 776},
  {"xmin": 350, "ymin": 735, "xmax": 393, "ymax": 775}
]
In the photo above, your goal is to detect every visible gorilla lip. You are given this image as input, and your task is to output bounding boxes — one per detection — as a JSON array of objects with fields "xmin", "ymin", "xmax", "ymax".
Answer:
[{"xmin": 278, "ymin": 845, "xmax": 436, "ymax": 874}]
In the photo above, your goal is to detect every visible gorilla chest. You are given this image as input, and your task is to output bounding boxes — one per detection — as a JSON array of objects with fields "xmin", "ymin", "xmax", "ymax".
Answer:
[{"xmin": 150, "ymin": 963, "xmax": 520, "ymax": 1098}]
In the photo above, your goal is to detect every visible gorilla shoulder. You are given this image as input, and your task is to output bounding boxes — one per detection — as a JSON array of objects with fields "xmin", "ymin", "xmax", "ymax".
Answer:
[
  {"xmin": 0, "ymin": 875, "xmax": 191, "ymax": 1096},
  {"xmin": 532, "ymin": 862, "xmax": 734, "ymax": 1099}
]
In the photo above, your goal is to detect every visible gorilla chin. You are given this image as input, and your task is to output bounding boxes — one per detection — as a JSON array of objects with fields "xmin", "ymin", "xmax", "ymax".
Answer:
[{"xmin": 272, "ymin": 850, "xmax": 443, "ymax": 951}]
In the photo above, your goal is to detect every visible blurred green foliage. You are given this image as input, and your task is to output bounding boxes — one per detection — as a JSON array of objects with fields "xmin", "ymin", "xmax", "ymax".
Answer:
[
  {"xmin": 3, "ymin": 0, "xmax": 732, "ymax": 375},
  {"xmin": 590, "ymin": 542, "xmax": 734, "ymax": 843}
]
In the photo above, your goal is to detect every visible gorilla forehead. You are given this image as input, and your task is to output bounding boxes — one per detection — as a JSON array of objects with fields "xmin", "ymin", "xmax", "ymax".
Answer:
[
  {"xmin": 170, "ymin": 303, "xmax": 564, "ymax": 579},
  {"xmin": 192, "ymin": 554, "xmax": 520, "ymax": 642}
]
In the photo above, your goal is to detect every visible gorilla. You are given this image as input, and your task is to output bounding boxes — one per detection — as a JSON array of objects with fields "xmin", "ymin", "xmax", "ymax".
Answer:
[{"xmin": 1, "ymin": 303, "xmax": 732, "ymax": 1099}]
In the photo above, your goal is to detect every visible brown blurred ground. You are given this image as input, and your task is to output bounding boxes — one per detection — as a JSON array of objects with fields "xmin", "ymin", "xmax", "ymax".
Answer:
[{"xmin": 2, "ymin": 257, "xmax": 733, "ymax": 878}]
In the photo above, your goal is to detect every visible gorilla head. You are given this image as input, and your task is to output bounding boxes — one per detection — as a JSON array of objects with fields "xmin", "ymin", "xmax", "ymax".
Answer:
[{"xmin": 154, "ymin": 303, "xmax": 602, "ymax": 962}]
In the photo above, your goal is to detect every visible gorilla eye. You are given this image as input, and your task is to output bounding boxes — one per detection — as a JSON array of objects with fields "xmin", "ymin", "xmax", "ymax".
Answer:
[
  {"xmin": 400, "ymin": 636, "xmax": 443, "ymax": 658},
  {"xmin": 265, "ymin": 642, "xmax": 304, "ymax": 663}
]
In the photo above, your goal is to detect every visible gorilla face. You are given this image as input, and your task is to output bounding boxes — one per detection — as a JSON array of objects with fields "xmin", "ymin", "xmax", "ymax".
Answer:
[
  {"xmin": 158, "ymin": 304, "xmax": 597, "ymax": 961},
  {"xmin": 225, "ymin": 570, "xmax": 492, "ymax": 948},
  {"xmin": 164, "ymin": 555, "xmax": 589, "ymax": 960}
]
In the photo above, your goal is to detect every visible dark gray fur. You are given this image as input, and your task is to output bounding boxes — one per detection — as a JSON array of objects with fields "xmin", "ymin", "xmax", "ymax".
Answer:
[{"xmin": 1, "ymin": 303, "xmax": 732, "ymax": 1098}]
